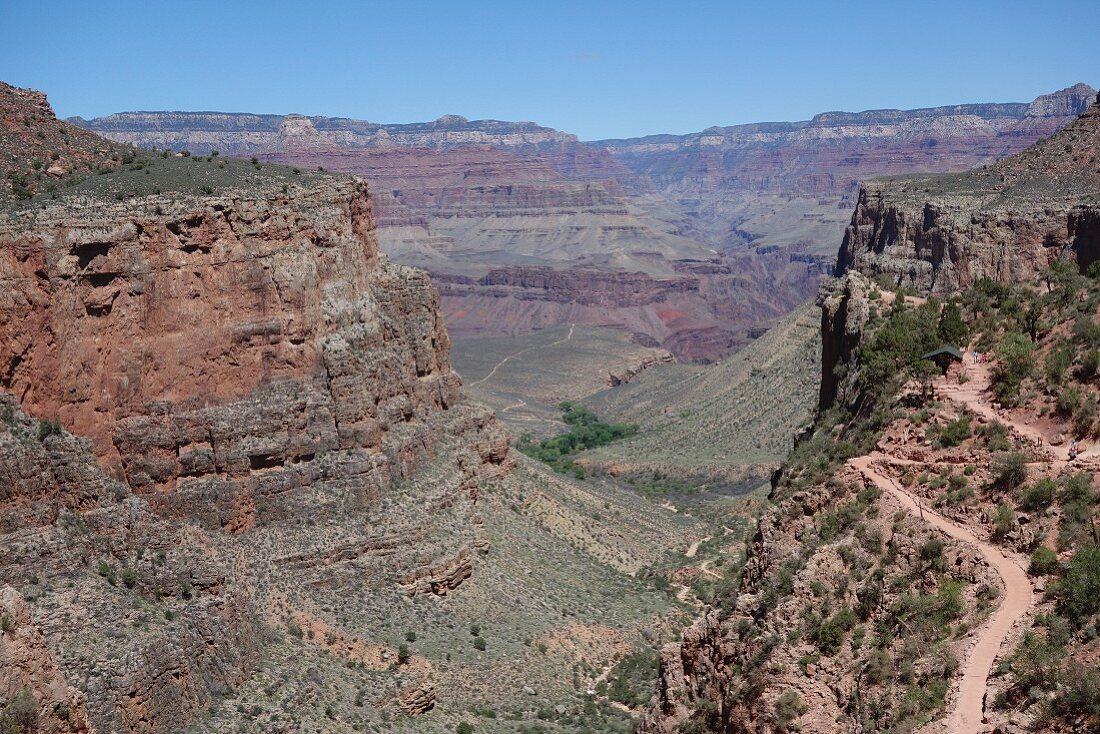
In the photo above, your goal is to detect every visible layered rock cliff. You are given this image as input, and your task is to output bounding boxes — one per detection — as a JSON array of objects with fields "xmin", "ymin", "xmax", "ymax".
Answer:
[
  {"xmin": 70, "ymin": 85, "xmax": 1093, "ymax": 362},
  {"xmin": 0, "ymin": 83, "xmax": 511, "ymax": 732},
  {"xmin": 836, "ymin": 91, "xmax": 1100, "ymax": 291},
  {"xmin": 641, "ymin": 92, "xmax": 1100, "ymax": 734},
  {"xmin": 594, "ymin": 83, "xmax": 1096, "ymax": 256}
]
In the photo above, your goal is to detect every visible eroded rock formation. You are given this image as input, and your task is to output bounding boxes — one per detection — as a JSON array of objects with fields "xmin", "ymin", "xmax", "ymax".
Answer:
[
  {"xmin": 0, "ymin": 82, "xmax": 510, "ymax": 732},
  {"xmin": 836, "ymin": 92, "xmax": 1100, "ymax": 291}
]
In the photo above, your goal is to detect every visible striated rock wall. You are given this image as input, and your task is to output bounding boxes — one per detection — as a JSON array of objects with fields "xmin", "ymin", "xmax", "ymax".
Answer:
[
  {"xmin": 0, "ymin": 396, "xmax": 264, "ymax": 733},
  {"xmin": 1, "ymin": 87, "xmax": 512, "ymax": 732},
  {"xmin": 0, "ymin": 179, "xmax": 508, "ymax": 535},
  {"xmin": 436, "ymin": 266, "xmax": 698, "ymax": 307},
  {"xmin": 836, "ymin": 92, "xmax": 1100, "ymax": 292},
  {"xmin": 595, "ymin": 83, "xmax": 1096, "ymax": 256}
]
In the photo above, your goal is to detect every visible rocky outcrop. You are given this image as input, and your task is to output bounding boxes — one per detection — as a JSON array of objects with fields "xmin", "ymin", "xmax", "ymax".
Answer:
[
  {"xmin": 836, "ymin": 92, "xmax": 1100, "ymax": 291},
  {"xmin": 1, "ymin": 82, "xmax": 121, "ymax": 201},
  {"xmin": 0, "ymin": 86, "xmax": 512, "ymax": 733},
  {"xmin": 0, "ymin": 587, "xmax": 92, "ymax": 734},
  {"xmin": 0, "ymin": 177, "xmax": 509, "ymax": 533},
  {"xmin": 818, "ymin": 273, "xmax": 873, "ymax": 409},
  {"xmin": 0, "ymin": 396, "xmax": 264, "ymax": 733},
  {"xmin": 608, "ymin": 351, "xmax": 676, "ymax": 387}
]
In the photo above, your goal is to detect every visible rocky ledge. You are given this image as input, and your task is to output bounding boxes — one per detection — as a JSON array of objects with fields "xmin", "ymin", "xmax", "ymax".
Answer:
[{"xmin": 836, "ymin": 92, "xmax": 1100, "ymax": 291}]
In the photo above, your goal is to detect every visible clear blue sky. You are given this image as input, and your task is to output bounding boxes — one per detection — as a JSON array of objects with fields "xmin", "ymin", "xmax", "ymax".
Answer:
[{"xmin": 2, "ymin": 0, "xmax": 1097, "ymax": 139}]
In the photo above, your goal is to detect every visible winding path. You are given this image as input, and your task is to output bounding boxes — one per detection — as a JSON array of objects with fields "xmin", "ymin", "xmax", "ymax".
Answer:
[
  {"xmin": 848, "ymin": 454, "xmax": 1034, "ymax": 733},
  {"xmin": 468, "ymin": 323, "xmax": 575, "ymax": 387},
  {"xmin": 844, "ymin": 350, "xmax": 1054, "ymax": 732},
  {"xmin": 939, "ymin": 357, "xmax": 1072, "ymax": 461}
]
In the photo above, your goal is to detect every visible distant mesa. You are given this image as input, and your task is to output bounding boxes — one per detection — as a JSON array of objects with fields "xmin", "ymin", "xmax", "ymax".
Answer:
[{"xmin": 434, "ymin": 114, "xmax": 469, "ymax": 125}]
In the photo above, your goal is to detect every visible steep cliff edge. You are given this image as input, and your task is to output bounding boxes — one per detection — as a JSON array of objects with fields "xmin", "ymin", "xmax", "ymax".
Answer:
[
  {"xmin": 837, "ymin": 91, "xmax": 1100, "ymax": 291},
  {"xmin": 595, "ymin": 83, "xmax": 1095, "ymax": 257},
  {"xmin": 642, "ymin": 95, "xmax": 1100, "ymax": 734},
  {"xmin": 0, "ymin": 82, "xmax": 513, "ymax": 732}
]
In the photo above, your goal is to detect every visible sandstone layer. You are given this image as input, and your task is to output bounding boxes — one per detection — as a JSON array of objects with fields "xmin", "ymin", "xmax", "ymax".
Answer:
[
  {"xmin": 594, "ymin": 83, "xmax": 1096, "ymax": 257},
  {"xmin": 0, "ymin": 84, "xmax": 510, "ymax": 732},
  {"xmin": 836, "ymin": 92, "xmax": 1100, "ymax": 291},
  {"xmin": 71, "ymin": 85, "xmax": 1093, "ymax": 361}
]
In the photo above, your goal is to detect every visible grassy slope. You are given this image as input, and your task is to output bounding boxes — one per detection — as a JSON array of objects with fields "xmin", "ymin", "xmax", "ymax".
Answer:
[
  {"xmin": 452, "ymin": 325, "xmax": 671, "ymax": 439},
  {"xmin": 581, "ymin": 301, "xmax": 821, "ymax": 474}
]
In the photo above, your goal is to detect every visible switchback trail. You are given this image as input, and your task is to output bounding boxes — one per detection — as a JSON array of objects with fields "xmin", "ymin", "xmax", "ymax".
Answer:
[
  {"xmin": 847, "ymin": 454, "xmax": 1034, "ymax": 734},
  {"xmin": 939, "ymin": 356, "xmax": 1071, "ymax": 460},
  {"xmin": 469, "ymin": 323, "xmax": 575, "ymax": 387}
]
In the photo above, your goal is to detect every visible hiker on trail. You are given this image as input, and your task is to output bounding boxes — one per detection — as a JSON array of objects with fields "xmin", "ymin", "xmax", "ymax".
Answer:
[{"xmin": 1070, "ymin": 440, "xmax": 1079, "ymax": 461}]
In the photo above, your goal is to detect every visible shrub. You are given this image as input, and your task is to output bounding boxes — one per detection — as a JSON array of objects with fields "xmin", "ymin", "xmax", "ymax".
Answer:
[
  {"xmin": 1051, "ymin": 663, "xmax": 1100, "ymax": 721},
  {"xmin": 991, "ymin": 452, "xmax": 1028, "ymax": 491},
  {"xmin": 1020, "ymin": 477, "xmax": 1056, "ymax": 512},
  {"xmin": 473, "ymin": 637, "xmax": 487, "ymax": 651},
  {"xmin": 1009, "ymin": 631, "xmax": 1064, "ymax": 692},
  {"xmin": 992, "ymin": 503, "xmax": 1015, "ymax": 540},
  {"xmin": 920, "ymin": 537, "xmax": 945, "ymax": 565},
  {"xmin": 1061, "ymin": 472, "xmax": 1094, "ymax": 504},
  {"xmin": 992, "ymin": 332, "xmax": 1034, "ymax": 402},
  {"xmin": 1060, "ymin": 546, "xmax": 1100, "ymax": 625},
  {"xmin": 0, "ymin": 613, "xmax": 13, "ymax": 633},
  {"xmin": 457, "ymin": 724, "xmax": 475, "ymax": 734},
  {"xmin": 937, "ymin": 415, "xmax": 971, "ymax": 448},
  {"xmin": 1029, "ymin": 547, "xmax": 1060, "ymax": 576},
  {"xmin": 397, "ymin": 643, "xmax": 410, "ymax": 664},
  {"xmin": 1045, "ymin": 339, "xmax": 1076, "ymax": 385},
  {"xmin": 36, "ymin": 418, "xmax": 62, "ymax": 442},
  {"xmin": 607, "ymin": 648, "xmax": 660, "ymax": 706},
  {"xmin": 979, "ymin": 420, "xmax": 1012, "ymax": 451},
  {"xmin": 774, "ymin": 690, "xmax": 806, "ymax": 732},
  {"xmin": 865, "ymin": 648, "xmax": 892, "ymax": 684},
  {"xmin": 96, "ymin": 561, "xmax": 116, "ymax": 586},
  {"xmin": 1074, "ymin": 394, "xmax": 1098, "ymax": 436},
  {"xmin": 122, "ymin": 568, "xmax": 138, "ymax": 589},
  {"xmin": 816, "ymin": 607, "xmax": 856, "ymax": 656},
  {"xmin": 1082, "ymin": 349, "xmax": 1100, "ymax": 380},
  {"xmin": 405, "ymin": 630, "xmax": 416, "ymax": 642},
  {"xmin": 4, "ymin": 687, "xmax": 38, "ymax": 729}
]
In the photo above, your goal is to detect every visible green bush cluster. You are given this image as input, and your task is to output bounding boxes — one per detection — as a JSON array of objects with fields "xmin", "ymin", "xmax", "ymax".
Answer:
[{"xmin": 517, "ymin": 403, "xmax": 636, "ymax": 476}]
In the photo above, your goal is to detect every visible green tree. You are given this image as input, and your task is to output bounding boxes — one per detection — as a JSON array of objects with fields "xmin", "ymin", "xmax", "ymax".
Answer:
[
  {"xmin": 992, "ymin": 333, "xmax": 1034, "ymax": 403},
  {"xmin": 1060, "ymin": 546, "xmax": 1100, "ymax": 624},
  {"xmin": 1046, "ymin": 260, "xmax": 1083, "ymax": 306},
  {"xmin": 937, "ymin": 299, "xmax": 967, "ymax": 346}
]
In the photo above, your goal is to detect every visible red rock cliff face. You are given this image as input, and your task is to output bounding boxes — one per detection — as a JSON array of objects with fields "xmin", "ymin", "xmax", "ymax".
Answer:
[
  {"xmin": 0, "ymin": 180, "xmax": 507, "ymax": 533},
  {"xmin": 1, "ymin": 88, "xmax": 512, "ymax": 731}
]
